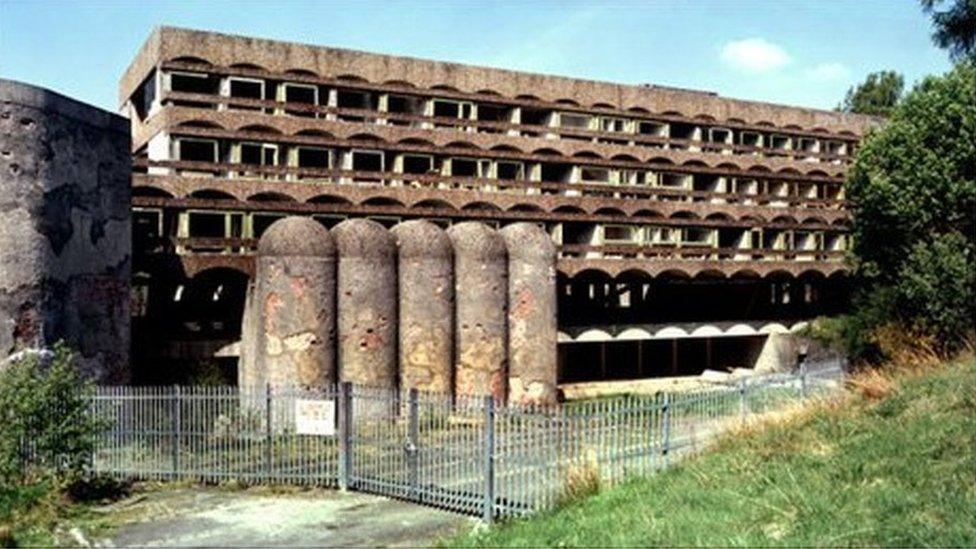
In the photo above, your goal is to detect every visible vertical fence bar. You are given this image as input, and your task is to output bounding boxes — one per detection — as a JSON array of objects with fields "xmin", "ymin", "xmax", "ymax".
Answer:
[
  {"xmin": 482, "ymin": 395, "xmax": 495, "ymax": 523},
  {"xmin": 408, "ymin": 388, "xmax": 419, "ymax": 499},
  {"xmin": 739, "ymin": 378, "xmax": 747, "ymax": 425},
  {"xmin": 661, "ymin": 392, "xmax": 671, "ymax": 468},
  {"xmin": 172, "ymin": 385, "xmax": 181, "ymax": 479},
  {"xmin": 264, "ymin": 384, "xmax": 273, "ymax": 476},
  {"xmin": 338, "ymin": 382, "xmax": 352, "ymax": 491},
  {"xmin": 799, "ymin": 361, "xmax": 808, "ymax": 399}
]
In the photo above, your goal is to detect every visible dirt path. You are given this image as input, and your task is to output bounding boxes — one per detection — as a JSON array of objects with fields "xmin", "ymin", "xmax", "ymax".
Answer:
[{"xmin": 91, "ymin": 485, "xmax": 472, "ymax": 547}]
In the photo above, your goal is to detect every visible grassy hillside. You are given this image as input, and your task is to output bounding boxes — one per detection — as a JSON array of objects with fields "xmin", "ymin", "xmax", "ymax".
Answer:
[{"xmin": 448, "ymin": 359, "xmax": 976, "ymax": 547}]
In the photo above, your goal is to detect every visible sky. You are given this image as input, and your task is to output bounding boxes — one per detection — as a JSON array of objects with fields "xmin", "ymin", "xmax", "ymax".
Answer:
[{"xmin": 0, "ymin": 0, "xmax": 952, "ymax": 113}]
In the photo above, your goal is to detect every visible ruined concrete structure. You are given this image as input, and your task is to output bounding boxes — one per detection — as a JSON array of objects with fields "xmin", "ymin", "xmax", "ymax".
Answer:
[
  {"xmin": 242, "ymin": 216, "xmax": 557, "ymax": 403},
  {"xmin": 119, "ymin": 27, "xmax": 878, "ymax": 388},
  {"xmin": 0, "ymin": 78, "xmax": 131, "ymax": 381}
]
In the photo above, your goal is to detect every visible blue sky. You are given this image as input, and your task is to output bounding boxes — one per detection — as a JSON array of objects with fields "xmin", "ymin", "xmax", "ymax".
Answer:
[{"xmin": 0, "ymin": 0, "xmax": 951, "ymax": 113}]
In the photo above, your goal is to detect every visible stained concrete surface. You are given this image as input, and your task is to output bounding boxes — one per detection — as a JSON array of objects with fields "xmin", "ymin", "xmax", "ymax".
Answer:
[{"xmin": 100, "ymin": 486, "xmax": 472, "ymax": 547}]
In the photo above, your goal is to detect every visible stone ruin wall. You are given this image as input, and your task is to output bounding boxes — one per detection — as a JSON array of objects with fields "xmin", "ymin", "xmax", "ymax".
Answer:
[
  {"xmin": 239, "ymin": 216, "xmax": 558, "ymax": 405},
  {"xmin": 0, "ymin": 79, "xmax": 131, "ymax": 382}
]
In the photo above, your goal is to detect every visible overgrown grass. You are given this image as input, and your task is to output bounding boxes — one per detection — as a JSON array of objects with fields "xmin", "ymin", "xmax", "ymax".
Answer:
[{"xmin": 447, "ymin": 358, "xmax": 976, "ymax": 547}]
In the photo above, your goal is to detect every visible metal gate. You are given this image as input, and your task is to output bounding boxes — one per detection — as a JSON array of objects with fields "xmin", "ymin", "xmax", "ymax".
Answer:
[{"xmin": 342, "ymin": 385, "xmax": 493, "ymax": 517}]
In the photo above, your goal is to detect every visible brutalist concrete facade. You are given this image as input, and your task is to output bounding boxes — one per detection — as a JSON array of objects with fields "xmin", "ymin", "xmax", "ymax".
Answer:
[
  {"xmin": 120, "ymin": 27, "xmax": 881, "ymax": 387},
  {"xmin": 0, "ymin": 78, "xmax": 131, "ymax": 381}
]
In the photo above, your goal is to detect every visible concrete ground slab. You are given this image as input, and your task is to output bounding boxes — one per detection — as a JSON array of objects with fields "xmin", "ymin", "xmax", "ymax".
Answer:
[{"xmin": 98, "ymin": 486, "xmax": 472, "ymax": 547}]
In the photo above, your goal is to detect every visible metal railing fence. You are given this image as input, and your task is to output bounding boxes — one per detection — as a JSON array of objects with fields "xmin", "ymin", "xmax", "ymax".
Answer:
[{"xmin": 88, "ymin": 359, "xmax": 844, "ymax": 520}]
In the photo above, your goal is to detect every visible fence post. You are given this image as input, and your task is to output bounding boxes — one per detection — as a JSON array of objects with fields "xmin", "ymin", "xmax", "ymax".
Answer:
[
  {"xmin": 482, "ymin": 395, "xmax": 495, "ymax": 523},
  {"xmin": 408, "ymin": 388, "xmax": 419, "ymax": 500},
  {"xmin": 172, "ymin": 385, "xmax": 181, "ymax": 479},
  {"xmin": 739, "ymin": 378, "xmax": 748, "ymax": 425},
  {"xmin": 661, "ymin": 392, "xmax": 671, "ymax": 468},
  {"xmin": 264, "ymin": 384, "xmax": 273, "ymax": 476},
  {"xmin": 338, "ymin": 382, "xmax": 353, "ymax": 491}
]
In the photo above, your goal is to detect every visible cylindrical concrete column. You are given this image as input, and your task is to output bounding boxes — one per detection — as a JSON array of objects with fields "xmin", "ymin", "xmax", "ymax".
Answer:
[
  {"xmin": 392, "ymin": 220, "xmax": 454, "ymax": 394},
  {"xmin": 447, "ymin": 222, "xmax": 507, "ymax": 401},
  {"xmin": 333, "ymin": 219, "xmax": 397, "ymax": 388},
  {"xmin": 253, "ymin": 217, "xmax": 336, "ymax": 389},
  {"xmin": 237, "ymin": 280, "xmax": 262, "ymax": 389},
  {"xmin": 501, "ymin": 223, "xmax": 558, "ymax": 405}
]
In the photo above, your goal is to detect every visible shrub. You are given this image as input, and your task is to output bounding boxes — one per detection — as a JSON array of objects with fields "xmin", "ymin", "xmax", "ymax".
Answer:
[{"xmin": 0, "ymin": 343, "xmax": 103, "ymax": 485}]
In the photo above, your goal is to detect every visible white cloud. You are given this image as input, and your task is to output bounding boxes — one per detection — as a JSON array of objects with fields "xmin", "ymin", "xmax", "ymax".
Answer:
[
  {"xmin": 805, "ymin": 62, "xmax": 851, "ymax": 81},
  {"xmin": 720, "ymin": 38, "xmax": 791, "ymax": 73}
]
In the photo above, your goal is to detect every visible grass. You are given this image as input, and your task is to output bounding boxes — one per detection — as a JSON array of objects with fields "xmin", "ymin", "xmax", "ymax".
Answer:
[
  {"xmin": 446, "ymin": 358, "xmax": 976, "ymax": 547},
  {"xmin": 0, "ymin": 476, "xmax": 132, "ymax": 546}
]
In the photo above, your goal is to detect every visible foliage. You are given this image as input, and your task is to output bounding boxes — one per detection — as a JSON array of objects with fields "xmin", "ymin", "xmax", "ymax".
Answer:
[
  {"xmin": 444, "ymin": 359, "xmax": 976, "ymax": 547},
  {"xmin": 0, "ymin": 343, "xmax": 103, "ymax": 485},
  {"xmin": 840, "ymin": 61, "xmax": 976, "ymax": 361},
  {"xmin": 921, "ymin": 0, "xmax": 976, "ymax": 61},
  {"xmin": 839, "ymin": 70, "xmax": 904, "ymax": 116}
]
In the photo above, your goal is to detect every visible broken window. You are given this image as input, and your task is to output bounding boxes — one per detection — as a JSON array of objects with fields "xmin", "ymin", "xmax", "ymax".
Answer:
[
  {"xmin": 604, "ymin": 225, "xmax": 639, "ymax": 244},
  {"xmin": 798, "ymin": 137, "xmax": 818, "ymax": 154},
  {"xmin": 600, "ymin": 117, "xmax": 627, "ymax": 133},
  {"xmin": 252, "ymin": 213, "xmax": 286, "ymax": 239},
  {"xmin": 769, "ymin": 134, "xmax": 791, "ymax": 150},
  {"xmin": 133, "ymin": 208, "xmax": 162, "ymax": 248},
  {"xmin": 401, "ymin": 154, "xmax": 434, "ymax": 174},
  {"xmin": 824, "ymin": 140, "xmax": 846, "ymax": 156},
  {"xmin": 732, "ymin": 178, "xmax": 760, "ymax": 195},
  {"xmin": 368, "ymin": 216, "xmax": 401, "ymax": 229},
  {"xmin": 295, "ymin": 147, "xmax": 331, "ymax": 169},
  {"xmin": 239, "ymin": 143, "xmax": 277, "ymax": 166},
  {"xmin": 740, "ymin": 131, "xmax": 763, "ymax": 147},
  {"xmin": 541, "ymin": 163, "xmax": 573, "ymax": 183},
  {"xmin": 477, "ymin": 104, "xmax": 512, "ymax": 122},
  {"xmin": 313, "ymin": 214, "xmax": 346, "ymax": 229},
  {"xmin": 521, "ymin": 108, "xmax": 550, "ymax": 126},
  {"xmin": 647, "ymin": 226, "xmax": 679, "ymax": 245},
  {"xmin": 682, "ymin": 227, "xmax": 714, "ymax": 246},
  {"xmin": 707, "ymin": 127, "xmax": 732, "ymax": 143},
  {"xmin": 637, "ymin": 121, "xmax": 667, "ymax": 136},
  {"xmin": 495, "ymin": 161, "xmax": 523, "ymax": 180},
  {"xmin": 670, "ymin": 122, "xmax": 698, "ymax": 141},
  {"xmin": 580, "ymin": 167, "xmax": 613, "ymax": 184},
  {"xmin": 432, "ymin": 100, "xmax": 473, "ymax": 119},
  {"xmin": 659, "ymin": 172, "xmax": 692, "ymax": 189},
  {"xmin": 283, "ymin": 83, "xmax": 317, "ymax": 104},
  {"xmin": 693, "ymin": 174, "xmax": 725, "ymax": 193},
  {"xmin": 559, "ymin": 112, "xmax": 591, "ymax": 130},
  {"xmin": 188, "ymin": 211, "xmax": 242, "ymax": 238},
  {"xmin": 337, "ymin": 89, "xmax": 376, "ymax": 110},
  {"xmin": 449, "ymin": 157, "xmax": 479, "ymax": 177},
  {"xmin": 169, "ymin": 71, "xmax": 218, "ymax": 95},
  {"xmin": 177, "ymin": 139, "xmax": 218, "ymax": 162},
  {"xmin": 387, "ymin": 94, "xmax": 425, "ymax": 115},
  {"xmin": 351, "ymin": 149, "xmax": 384, "ymax": 172},
  {"xmin": 228, "ymin": 77, "xmax": 264, "ymax": 99}
]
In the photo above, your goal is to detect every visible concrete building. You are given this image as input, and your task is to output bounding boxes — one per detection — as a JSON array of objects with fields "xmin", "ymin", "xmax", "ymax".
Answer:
[
  {"xmin": 1, "ymin": 78, "xmax": 132, "ymax": 382},
  {"xmin": 119, "ymin": 27, "xmax": 877, "ymax": 386}
]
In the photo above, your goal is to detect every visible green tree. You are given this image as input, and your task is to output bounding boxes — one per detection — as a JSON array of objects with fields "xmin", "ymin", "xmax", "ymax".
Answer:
[
  {"xmin": 0, "ymin": 343, "xmax": 103, "ymax": 484},
  {"xmin": 921, "ymin": 0, "xmax": 976, "ymax": 61},
  {"xmin": 842, "ymin": 61, "xmax": 976, "ymax": 359},
  {"xmin": 839, "ymin": 71, "xmax": 904, "ymax": 117}
]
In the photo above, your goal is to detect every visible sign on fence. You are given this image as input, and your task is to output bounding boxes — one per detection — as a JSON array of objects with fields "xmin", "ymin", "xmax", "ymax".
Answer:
[{"xmin": 295, "ymin": 398, "xmax": 336, "ymax": 436}]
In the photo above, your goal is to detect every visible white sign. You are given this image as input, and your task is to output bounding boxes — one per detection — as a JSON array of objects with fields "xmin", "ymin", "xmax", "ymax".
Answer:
[{"xmin": 295, "ymin": 398, "xmax": 336, "ymax": 436}]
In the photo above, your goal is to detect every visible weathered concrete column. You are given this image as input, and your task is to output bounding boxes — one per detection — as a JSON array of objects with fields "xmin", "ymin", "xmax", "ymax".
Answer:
[
  {"xmin": 252, "ymin": 217, "xmax": 336, "ymax": 389},
  {"xmin": 501, "ymin": 223, "xmax": 558, "ymax": 405},
  {"xmin": 333, "ymin": 219, "xmax": 397, "ymax": 388},
  {"xmin": 237, "ymin": 280, "xmax": 261, "ymax": 388},
  {"xmin": 447, "ymin": 222, "xmax": 507, "ymax": 401},
  {"xmin": 392, "ymin": 220, "xmax": 454, "ymax": 394}
]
